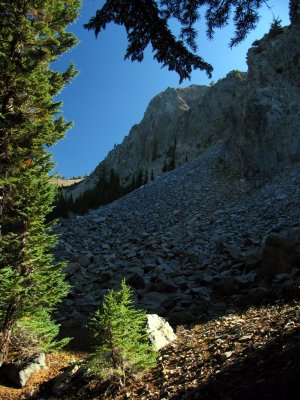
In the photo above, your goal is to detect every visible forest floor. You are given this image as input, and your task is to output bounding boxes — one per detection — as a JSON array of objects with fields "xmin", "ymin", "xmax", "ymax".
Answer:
[{"xmin": 1, "ymin": 297, "xmax": 300, "ymax": 400}]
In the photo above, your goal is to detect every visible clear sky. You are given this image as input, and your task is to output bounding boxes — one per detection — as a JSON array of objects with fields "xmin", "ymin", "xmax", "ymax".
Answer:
[{"xmin": 51, "ymin": 0, "xmax": 290, "ymax": 178}]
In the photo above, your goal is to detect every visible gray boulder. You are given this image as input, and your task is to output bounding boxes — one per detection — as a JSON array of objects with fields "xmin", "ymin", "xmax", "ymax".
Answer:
[
  {"xmin": 1, "ymin": 353, "xmax": 46, "ymax": 388},
  {"xmin": 52, "ymin": 364, "xmax": 85, "ymax": 396},
  {"xmin": 146, "ymin": 314, "xmax": 176, "ymax": 350},
  {"xmin": 262, "ymin": 231, "xmax": 300, "ymax": 278}
]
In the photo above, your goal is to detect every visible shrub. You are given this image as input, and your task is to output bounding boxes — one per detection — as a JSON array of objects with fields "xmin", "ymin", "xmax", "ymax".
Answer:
[
  {"xmin": 87, "ymin": 280, "xmax": 157, "ymax": 386},
  {"xmin": 3, "ymin": 310, "xmax": 70, "ymax": 364}
]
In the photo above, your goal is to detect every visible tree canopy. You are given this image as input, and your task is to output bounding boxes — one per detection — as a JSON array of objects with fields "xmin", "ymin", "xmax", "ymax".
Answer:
[
  {"xmin": 0, "ymin": 0, "xmax": 80, "ymax": 365},
  {"xmin": 85, "ymin": 0, "xmax": 299, "ymax": 82}
]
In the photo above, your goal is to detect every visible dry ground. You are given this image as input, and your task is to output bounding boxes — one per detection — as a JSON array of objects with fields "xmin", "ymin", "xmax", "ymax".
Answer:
[{"xmin": 1, "ymin": 298, "xmax": 299, "ymax": 400}]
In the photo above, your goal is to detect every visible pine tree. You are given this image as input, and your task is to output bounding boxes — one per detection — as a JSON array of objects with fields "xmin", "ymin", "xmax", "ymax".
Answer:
[
  {"xmin": 87, "ymin": 280, "xmax": 157, "ymax": 386},
  {"xmin": 0, "ymin": 0, "xmax": 81, "ymax": 366},
  {"xmin": 85, "ymin": 1, "xmax": 296, "ymax": 82},
  {"xmin": 290, "ymin": 0, "xmax": 300, "ymax": 24}
]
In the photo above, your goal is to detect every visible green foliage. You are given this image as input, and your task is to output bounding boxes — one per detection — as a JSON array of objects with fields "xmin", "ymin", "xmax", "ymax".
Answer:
[
  {"xmin": 87, "ymin": 281, "xmax": 157, "ymax": 386},
  {"xmin": 150, "ymin": 170, "xmax": 155, "ymax": 181},
  {"xmin": 49, "ymin": 188, "xmax": 69, "ymax": 219},
  {"xmin": 252, "ymin": 39, "xmax": 261, "ymax": 47},
  {"xmin": 84, "ymin": 0, "xmax": 283, "ymax": 82},
  {"xmin": 252, "ymin": 18, "xmax": 284, "ymax": 53},
  {"xmin": 14, "ymin": 310, "xmax": 70, "ymax": 356},
  {"xmin": 52, "ymin": 166, "xmax": 151, "ymax": 217},
  {"xmin": 162, "ymin": 139, "xmax": 177, "ymax": 173},
  {"xmin": 0, "ymin": 0, "xmax": 81, "ymax": 363},
  {"xmin": 151, "ymin": 138, "xmax": 159, "ymax": 161},
  {"xmin": 289, "ymin": 0, "xmax": 300, "ymax": 24},
  {"xmin": 268, "ymin": 17, "xmax": 284, "ymax": 38}
]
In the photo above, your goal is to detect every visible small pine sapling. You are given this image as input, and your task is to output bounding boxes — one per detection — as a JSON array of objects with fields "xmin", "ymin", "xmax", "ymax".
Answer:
[
  {"xmin": 87, "ymin": 280, "xmax": 157, "ymax": 386},
  {"xmin": 268, "ymin": 17, "xmax": 284, "ymax": 38}
]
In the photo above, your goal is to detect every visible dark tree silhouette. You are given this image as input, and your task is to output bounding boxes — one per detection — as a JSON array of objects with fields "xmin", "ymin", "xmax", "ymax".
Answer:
[
  {"xmin": 85, "ymin": 1, "xmax": 299, "ymax": 82},
  {"xmin": 290, "ymin": 0, "xmax": 300, "ymax": 24}
]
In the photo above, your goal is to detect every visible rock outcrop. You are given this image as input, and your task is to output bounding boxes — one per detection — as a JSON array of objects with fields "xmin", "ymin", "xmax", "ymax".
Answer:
[
  {"xmin": 0, "ymin": 353, "xmax": 46, "ymax": 388},
  {"xmin": 261, "ymin": 229, "xmax": 300, "ymax": 279},
  {"xmin": 147, "ymin": 314, "xmax": 177, "ymax": 350},
  {"xmin": 223, "ymin": 24, "xmax": 300, "ymax": 177},
  {"xmin": 65, "ymin": 23, "xmax": 300, "ymax": 203}
]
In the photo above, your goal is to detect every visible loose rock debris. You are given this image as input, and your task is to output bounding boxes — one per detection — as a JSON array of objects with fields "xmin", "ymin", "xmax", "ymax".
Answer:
[{"xmin": 18, "ymin": 298, "xmax": 300, "ymax": 400}]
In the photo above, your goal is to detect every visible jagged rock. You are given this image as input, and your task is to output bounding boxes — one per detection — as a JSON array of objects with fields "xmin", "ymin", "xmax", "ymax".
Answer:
[
  {"xmin": 98, "ymin": 270, "xmax": 113, "ymax": 284},
  {"xmin": 243, "ymin": 248, "xmax": 261, "ymax": 269},
  {"xmin": 235, "ymin": 271, "xmax": 258, "ymax": 285},
  {"xmin": 214, "ymin": 277, "xmax": 238, "ymax": 296},
  {"xmin": 225, "ymin": 244, "xmax": 241, "ymax": 260},
  {"xmin": 65, "ymin": 262, "xmax": 81, "ymax": 275},
  {"xmin": 52, "ymin": 364, "xmax": 85, "ymax": 396},
  {"xmin": 247, "ymin": 287, "xmax": 270, "ymax": 303},
  {"xmin": 139, "ymin": 292, "xmax": 169, "ymax": 312},
  {"xmin": 0, "ymin": 353, "xmax": 46, "ymax": 388},
  {"xmin": 168, "ymin": 310, "xmax": 196, "ymax": 326},
  {"xmin": 261, "ymin": 232, "xmax": 300, "ymax": 278},
  {"xmin": 146, "ymin": 314, "xmax": 176, "ymax": 350},
  {"xmin": 224, "ymin": 25, "xmax": 300, "ymax": 177},
  {"xmin": 127, "ymin": 273, "xmax": 145, "ymax": 289},
  {"xmin": 150, "ymin": 280, "xmax": 178, "ymax": 293},
  {"xmin": 76, "ymin": 255, "xmax": 90, "ymax": 267}
]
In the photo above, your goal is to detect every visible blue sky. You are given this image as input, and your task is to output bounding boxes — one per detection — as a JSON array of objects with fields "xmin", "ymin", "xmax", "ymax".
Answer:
[{"xmin": 51, "ymin": 0, "xmax": 290, "ymax": 178}]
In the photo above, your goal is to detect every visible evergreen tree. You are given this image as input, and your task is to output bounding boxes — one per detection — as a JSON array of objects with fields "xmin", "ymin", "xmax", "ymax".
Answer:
[
  {"xmin": 150, "ymin": 170, "xmax": 155, "ymax": 181},
  {"xmin": 85, "ymin": 1, "xmax": 297, "ymax": 82},
  {"xmin": 290, "ymin": 0, "xmax": 300, "ymax": 24},
  {"xmin": 48, "ymin": 189, "xmax": 69, "ymax": 220},
  {"xmin": 162, "ymin": 160, "xmax": 168, "ymax": 173},
  {"xmin": 87, "ymin": 280, "xmax": 157, "ymax": 386},
  {"xmin": 0, "ymin": 0, "xmax": 81, "ymax": 365},
  {"xmin": 143, "ymin": 169, "xmax": 148, "ymax": 185}
]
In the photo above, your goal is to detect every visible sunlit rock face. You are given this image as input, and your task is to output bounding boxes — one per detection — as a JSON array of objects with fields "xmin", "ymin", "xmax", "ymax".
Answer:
[
  {"xmin": 223, "ymin": 24, "xmax": 300, "ymax": 177},
  {"xmin": 96, "ymin": 84, "xmax": 209, "ymax": 184}
]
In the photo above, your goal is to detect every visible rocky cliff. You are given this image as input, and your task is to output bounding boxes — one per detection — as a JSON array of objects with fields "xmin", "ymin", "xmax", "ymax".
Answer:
[
  {"xmin": 65, "ymin": 23, "xmax": 300, "ymax": 202},
  {"xmin": 223, "ymin": 23, "xmax": 300, "ymax": 177}
]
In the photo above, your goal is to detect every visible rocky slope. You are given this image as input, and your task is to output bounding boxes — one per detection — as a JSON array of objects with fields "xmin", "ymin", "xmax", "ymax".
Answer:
[
  {"xmin": 65, "ymin": 23, "xmax": 300, "ymax": 202},
  {"xmin": 54, "ymin": 21, "xmax": 300, "ymax": 330},
  {"xmin": 33, "ymin": 300, "xmax": 300, "ymax": 400},
  {"xmin": 54, "ymin": 142, "xmax": 300, "ymax": 327}
]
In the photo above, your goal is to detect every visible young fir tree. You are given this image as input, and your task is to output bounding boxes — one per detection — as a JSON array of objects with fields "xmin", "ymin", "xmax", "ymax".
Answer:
[
  {"xmin": 0, "ymin": 0, "xmax": 81, "ymax": 366},
  {"xmin": 88, "ymin": 280, "xmax": 157, "ymax": 386}
]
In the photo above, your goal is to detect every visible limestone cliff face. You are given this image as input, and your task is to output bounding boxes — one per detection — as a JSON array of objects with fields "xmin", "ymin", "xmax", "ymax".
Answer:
[
  {"xmin": 223, "ymin": 24, "xmax": 300, "ymax": 177},
  {"xmin": 65, "ymin": 23, "xmax": 300, "ymax": 202},
  {"xmin": 65, "ymin": 85, "xmax": 210, "ymax": 200},
  {"xmin": 94, "ymin": 85, "xmax": 208, "ymax": 183}
]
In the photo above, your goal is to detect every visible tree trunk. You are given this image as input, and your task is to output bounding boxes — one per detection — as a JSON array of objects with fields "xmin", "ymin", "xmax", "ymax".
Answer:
[
  {"xmin": 290, "ymin": 0, "xmax": 300, "ymax": 24},
  {"xmin": 0, "ymin": 326, "xmax": 13, "ymax": 367},
  {"xmin": 0, "ymin": 295, "xmax": 20, "ymax": 366}
]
